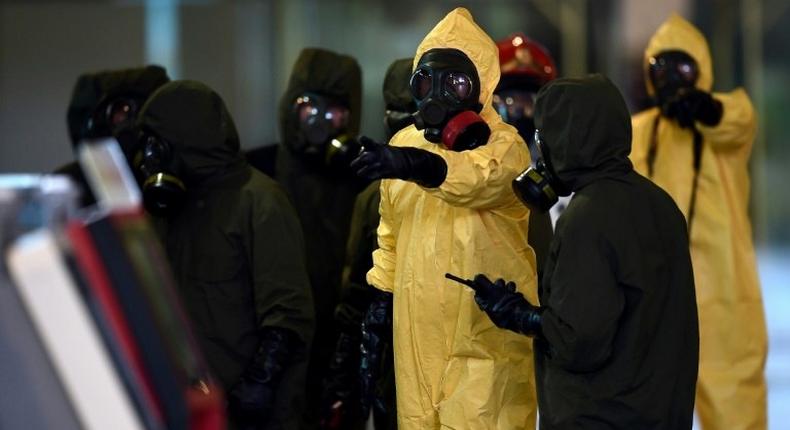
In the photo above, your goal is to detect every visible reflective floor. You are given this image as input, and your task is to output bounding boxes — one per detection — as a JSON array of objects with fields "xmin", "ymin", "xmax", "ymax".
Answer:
[{"xmin": 761, "ymin": 248, "xmax": 790, "ymax": 429}]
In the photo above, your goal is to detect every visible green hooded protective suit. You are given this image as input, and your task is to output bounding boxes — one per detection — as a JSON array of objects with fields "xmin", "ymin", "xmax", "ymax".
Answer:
[
  {"xmin": 534, "ymin": 75, "xmax": 699, "ymax": 429},
  {"xmin": 245, "ymin": 48, "xmax": 365, "ymax": 426},
  {"xmin": 138, "ymin": 80, "xmax": 314, "ymax": 430}
]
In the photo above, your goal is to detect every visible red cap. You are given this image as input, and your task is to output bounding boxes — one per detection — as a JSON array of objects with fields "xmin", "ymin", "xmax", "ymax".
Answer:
[{"xmin": 497, "ymin": 33, "xmax": 557, "ymax": 85}]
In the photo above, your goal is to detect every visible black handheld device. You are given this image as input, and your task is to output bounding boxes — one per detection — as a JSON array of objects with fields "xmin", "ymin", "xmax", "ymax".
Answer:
[{"xmin": 444, "ymin": 273, "xmax": 476, "ymax": 289}]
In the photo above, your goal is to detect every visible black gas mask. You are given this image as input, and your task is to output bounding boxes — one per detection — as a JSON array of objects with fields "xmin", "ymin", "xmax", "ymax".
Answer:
[
  {"xmin": 648, "ymin": 50, "xmax": 699, "ymax": 109},
  {"xmin": 82, "ymin": 94, "xmax": 143, "ymax": 141},
  {"xmin": 292, "ymin": 92, "xmax": 361, "ymax": 170},
  {"xmin": 81, "ymin": 94, "xmax": 146, "ymax": 160},
  {"xmin": 493, "ymin": 88, "xmax": 538, "ymax": 144},
  {"xmin": 410, "ymin": 49, "xmax": 490, "ymax": 151},
  {"xmin": 133, "ymin": 130, "xmax": 186, "ymax": 217},
  {"xmin": 512, "ymin": 129, "xmax": 570, "ymax": 212}
]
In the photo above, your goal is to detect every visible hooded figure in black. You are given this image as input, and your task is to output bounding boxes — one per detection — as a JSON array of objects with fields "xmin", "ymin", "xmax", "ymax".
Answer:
[
  {"xmin": 56, "ymin": 65, "xmax": 170, "ymax": 206},
  {"xmin": 464, "ymin": 75, "xmax": 699, "ymax": 429},
  {"xmin": 136, "ymin": 80, "xmax": 315, "ymax": 430},
  {"xmin": 319, "ymin": 57, "xmax": 414, "ymax": 430},
  {"xmin": 246, "ymin": 48, "xmax": 365, "ymax": 426}
]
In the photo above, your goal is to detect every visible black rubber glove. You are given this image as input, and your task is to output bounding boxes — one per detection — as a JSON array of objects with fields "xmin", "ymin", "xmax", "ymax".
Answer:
[
  {"xmin": 359, "ymin": 290, "xmax": 393, "ymax": 418},
  {"xmin": 350, "ymin": 136, "xmax": 447, "ymax": 188},
  {"xmin": 320, "ymin": 331, "xmax": 362, "ymax": 429},
  {"xmin": 228, "ymin": 328, "xmax": 300, "ymax": 428},
  {"xmin": 470, "ymin": 274, "xmax": 543, "ymax": 338},
  {"xmin": 662, "ymin": 88, "xmax": 723, "ymax": 129}
]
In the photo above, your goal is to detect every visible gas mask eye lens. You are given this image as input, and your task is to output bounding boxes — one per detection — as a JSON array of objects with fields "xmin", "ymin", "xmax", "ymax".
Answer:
[
  {"xmin": 649, "ymin": 51, "xmax": 699, "ymax": 91},
  {"xmin": 677, "ymin": 62, "xmax": 697, "ymax": 83},
  {"xmin": 296, "ymin": 97, "xmax": 316, "ymax": 122},
  {"xmin": 410, "ymin": 69, "xmax": 432, "ymax": 100},
  {"xmin": 143, "ymin": 136, "xmax": 169, "ymax": 164},
  {"xmin": 497, "ymin": 90, "xmax": 538, "ymax": 122},
  {"xmin": 106, "ymin": 99, "xmax": 136, "ymax": 127},
  {"xmin": 292, "ymin": 93, "xmax": 351, "ymax": 151},
  {"xmin": 326, "ymin": 105, "xmax": 350, "ymax": 129},
  {"xmin": 492, "ymin": 94, "xmax": 508, "ymax": 121},
  {"xmin": 648, "ymin": 58, "xmax": 667, "ymax": 86},
  {"xmin": 446, "ymin": 73, "xmax": 472, "ymax": 101}
]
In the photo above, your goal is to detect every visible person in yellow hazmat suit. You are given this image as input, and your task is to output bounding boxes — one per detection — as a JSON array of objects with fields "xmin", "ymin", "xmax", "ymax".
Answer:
[
  {"xmin": 350, "ymin": 7, "xmax": 537, "ymax": 430},
  {"xmin": 630, "ymin": 14, "xmax": 768, "ymax": 430}
]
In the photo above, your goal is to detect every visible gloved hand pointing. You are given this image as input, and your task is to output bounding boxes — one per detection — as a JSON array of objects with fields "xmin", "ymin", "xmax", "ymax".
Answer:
[{"xmin": 350, "ymin": 136, "xmax": 447, "ymax": 188}]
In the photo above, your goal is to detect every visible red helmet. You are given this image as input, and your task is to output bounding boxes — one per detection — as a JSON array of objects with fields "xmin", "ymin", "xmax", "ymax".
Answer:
[{"xmin": 497, "ymin": 33, "xmax": 557, "ymax": 86}]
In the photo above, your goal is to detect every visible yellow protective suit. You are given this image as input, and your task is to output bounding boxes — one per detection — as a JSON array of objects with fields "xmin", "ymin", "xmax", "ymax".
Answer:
[
  {"xmin": 630, "ymin": 14, "xmax": 767, "ymax": 430},
  {"xmin": 366, "ymin": 8, "xmax": 537, "ymax": 430}
]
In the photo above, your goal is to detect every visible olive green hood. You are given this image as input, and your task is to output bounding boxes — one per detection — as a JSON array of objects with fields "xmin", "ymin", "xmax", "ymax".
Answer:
[
  {"xmin": 278, "ymin": 48, "xmax": 362, "ymax": 149},
  {"xmin": 66, "ymin": 65, "xmax": 169, "ymax": 146},
  {"xmin": 137, "ymin": 80, "xmax": 242, "ymax": 184},
  {"xmin": 382, "ymin": 57, "xmax": 416, "ymax": 112},
  {"xmin": 534, "ymin": 74, "xmax": 632, "ymax": 191}
]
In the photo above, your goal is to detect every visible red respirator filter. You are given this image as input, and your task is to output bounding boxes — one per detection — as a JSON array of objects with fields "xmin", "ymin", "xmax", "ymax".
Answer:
[{"xmin": 442, "ymin": 111, "xmax": 491, "ymax": 151}]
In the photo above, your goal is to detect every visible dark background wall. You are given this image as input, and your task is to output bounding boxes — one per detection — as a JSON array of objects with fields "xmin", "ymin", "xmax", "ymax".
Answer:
[{"xmin": 1, "ymin": 0, "xmax": 788, "ymax": 247}]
